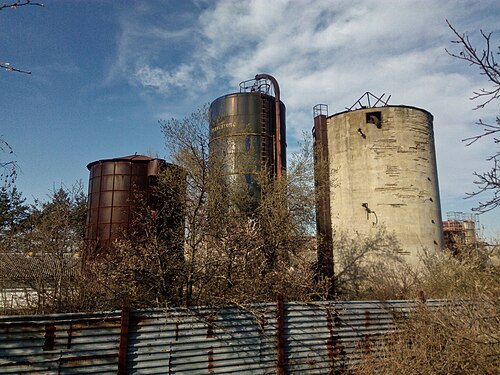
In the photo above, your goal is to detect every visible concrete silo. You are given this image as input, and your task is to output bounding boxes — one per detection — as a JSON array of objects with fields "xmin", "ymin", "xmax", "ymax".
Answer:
[
  {"xmin": 209, "ymin": 75, "xmax": 286, "ymax": 210},
  {"xmin": 313, "ymin": 98, "xmax": 444, "ymax": 267}
]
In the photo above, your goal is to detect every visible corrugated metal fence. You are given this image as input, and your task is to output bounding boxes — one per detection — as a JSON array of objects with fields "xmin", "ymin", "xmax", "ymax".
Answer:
[
  {"xmin": 0, "ymin": 311, "xmax": 122, "ymax": 373},
  {"xmin": 0, "ymin": 299, "xmax": 449, "ymax": 374}
]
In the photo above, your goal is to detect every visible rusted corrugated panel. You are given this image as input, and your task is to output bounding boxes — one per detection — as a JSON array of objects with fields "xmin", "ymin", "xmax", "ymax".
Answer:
[
  {"xmin": 0, "ymin": 311, "xmax": 121, "ymax": 374},
  {"xmin": 0, "ymin": 299, "xmax": 454, "ymax": 373},
  {"xmin": 283, "ymin": 299, "xmax": 451, "ymax": 374},
  {"xmin": 127, "ymin": 304, "xmax": 277, "ymax": 374}
]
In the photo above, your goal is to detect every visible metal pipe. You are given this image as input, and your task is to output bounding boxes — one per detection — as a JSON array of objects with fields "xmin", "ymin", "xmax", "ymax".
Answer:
[
  {"xmin": 255, "ymin": 74, "xmax": 282, "ymax": 180},
  {"xmin": 276, "ymin": 293, "xmax": 285, "ymax": 375},
  {"xmin": 118, "ymin": 306, "xmax": 130, "ymax": 375}
]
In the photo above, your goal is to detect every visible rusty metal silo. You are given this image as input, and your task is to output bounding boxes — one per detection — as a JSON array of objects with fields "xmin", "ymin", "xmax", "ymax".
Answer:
[
  {"xmin": 209, "ymin": 74, "xmax": 286, "ymax": 209},
  {"xmin": 85, "ymin": 155, "xmax": 184, "ymax": 255}
]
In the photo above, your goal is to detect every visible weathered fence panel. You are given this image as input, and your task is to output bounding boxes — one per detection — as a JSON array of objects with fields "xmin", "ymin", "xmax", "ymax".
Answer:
[
  {"xmin": 0, "ymin": 299, "xmax": 450, "ymax": 374},
  {"xmin": 0, "ymin": 311, "xmax": 122, "ymax": 374},
  {"xmin": 126, "ymin": 304, "xmax": 277, "ymax": 374}
]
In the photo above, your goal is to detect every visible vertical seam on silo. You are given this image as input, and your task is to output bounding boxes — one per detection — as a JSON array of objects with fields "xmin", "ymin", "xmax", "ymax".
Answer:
[
  {"xmin": 127, "ymin": 162, "xmax": 132, "ymax": 233},
  {"xmin": 96, "ymin": 163, "xmax": 102, "ymax": 243},
  {"xmin": 109, "ymin": 162, "xmax": 116, "ymax": 241}
]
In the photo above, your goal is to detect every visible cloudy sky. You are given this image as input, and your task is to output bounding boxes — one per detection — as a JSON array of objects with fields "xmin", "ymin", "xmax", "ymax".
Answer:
[{"xmin": 1, "ymin": 0, "xmax": 499, "ymax": 237}]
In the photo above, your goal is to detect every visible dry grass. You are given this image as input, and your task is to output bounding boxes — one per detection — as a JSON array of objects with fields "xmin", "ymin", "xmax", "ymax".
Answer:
[
  {"xmin": 351, "ymin": 242, "xmax": 500, "ymax": 374},
  {"xmin": 355, "ymin": 297, "xmax": 499, "ymax": 374}
]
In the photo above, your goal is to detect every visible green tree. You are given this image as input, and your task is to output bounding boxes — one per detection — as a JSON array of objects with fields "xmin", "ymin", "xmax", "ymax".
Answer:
[
  {"xmin": 0, "ymin": 185, "xmax": 29, "ymax": 237},
  {"xmin": 0, "ymin": 183, "xmax": 87, "ymax": 313}
]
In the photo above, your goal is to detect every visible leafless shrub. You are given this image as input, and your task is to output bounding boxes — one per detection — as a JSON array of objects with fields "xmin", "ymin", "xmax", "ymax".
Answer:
[
  {"xmin": 332, "ymin": 227, "xmax": 408, "ymax": 299},
  {"xmin": 355, "ymin": 297, "xmax": 500, "ymax": 374},
  {"xmin": 85, "ymin": 108, "xmax": 326, "ymax": 310},
  {"xmin": 417, "ymin": 244, "xmax": 499, "ymax": 299},
  {"xmin": 352, "ymin": 239, "xmax": 500, "ymax": 374}
]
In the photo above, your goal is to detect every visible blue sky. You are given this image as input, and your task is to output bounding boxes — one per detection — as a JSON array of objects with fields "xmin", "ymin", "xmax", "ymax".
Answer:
[{"xmin": 1, "ymin": 0, "xmax": 499, "ymax": 238}]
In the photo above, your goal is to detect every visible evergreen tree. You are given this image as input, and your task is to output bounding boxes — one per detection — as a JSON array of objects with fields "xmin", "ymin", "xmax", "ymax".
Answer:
[{"xmin": 0, "ymin": 186, "xmax": 29, "ymax": 238}]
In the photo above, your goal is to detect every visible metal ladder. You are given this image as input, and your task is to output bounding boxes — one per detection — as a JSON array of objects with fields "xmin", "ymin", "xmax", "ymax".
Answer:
[{"xmin": 261, "ymin": 96, "xmax": 270, "ymax": 169}]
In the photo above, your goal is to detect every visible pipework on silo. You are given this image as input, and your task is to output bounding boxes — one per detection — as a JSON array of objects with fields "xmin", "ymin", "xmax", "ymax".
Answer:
[{"xmin": 313, "ymin": 96, "xmax": 444, "ymax": 268}]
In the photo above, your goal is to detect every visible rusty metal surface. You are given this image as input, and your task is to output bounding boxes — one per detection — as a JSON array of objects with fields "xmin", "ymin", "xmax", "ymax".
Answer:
[
  {"xmin": 312, "ymin": 109, "xmax": 334, "ymax": 284},
  {"xmin": 254, "ymin": 74, "xmax": 283, "ymax": 180},
  {"xmin": 86, "ymin": 155, "xmax": 163, "ymax": 247},
  {"xmin": 276, "ymin": 294, "xmax": 285, "ymax": 375},
  {"xmin": 85, "ymin": 155, "xmax": 185, "ymax": 256},
  {"xmin": 126, "ymin": 304, "xmax": 277, "ymax": 374},
  {"xmin": 0, "ymin": 300, "xmax": 452, "ymax": 374},
  {"xmin": 283, "ymin": 299, "xmax": 451, "ymax": 373},
  {"xmin": 118, "ymin": 307, "xmax": 130, "ymax": 375},
  {"xmin": 209, "ymin": 92, "xmax": 286, "ymax": 209},
  {"xmin": 0, "ymin": 311, "xmax": 121, "ymax": 374}
]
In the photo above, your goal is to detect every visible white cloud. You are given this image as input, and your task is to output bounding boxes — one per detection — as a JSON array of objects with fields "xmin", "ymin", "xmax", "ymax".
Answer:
[
  {"xmin": 134, "ymin": 64, "xmax": 195, "ymax": 92},
  {"xmin": 106, "ymin": 4, "xmax": 202, "ymax": 90}
]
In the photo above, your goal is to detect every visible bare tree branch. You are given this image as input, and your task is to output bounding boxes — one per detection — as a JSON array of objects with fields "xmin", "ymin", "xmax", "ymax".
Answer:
[
  {"xmin": 465, "ymin": 158, "xmax": 500, "ymax": 213},
  {"xmin": 447, "ymin": 21, "xmax": 500, "ymax": 213},
  {"xmin": 1, "ymin": 1, "xmax": 44, "ymax": 75},
  {"xmin": 446, "ymin": 20, "xmax": 500, "ymax": 109},
  {"xmin": 462, "ymin": 118, "xmax": 500, "ymax": 150},
  {"xmin": 0, "ymin": 62, "xmax": 31, "ymax": 74},
  {"xmin": 0, "ymin": 1, "xmax": 44, "ymax": 11},
  {"xmin": 0, "ymin": 137, "xmax": 18, "ymax": 185}
]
